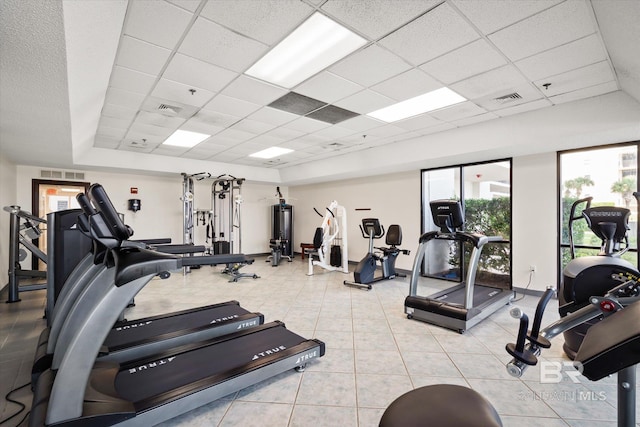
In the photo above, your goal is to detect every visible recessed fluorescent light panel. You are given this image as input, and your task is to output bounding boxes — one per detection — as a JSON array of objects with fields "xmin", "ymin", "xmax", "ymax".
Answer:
[
  {"xmin": 245, "ymin": 12, "xmax": 367, "ymax": 88},
  {"xmin": 249, "ymin": 147, "xmax": 294, "ymax": 159},
  {"xmin": 163, "ymin": 129, "xmax": 210, "ymax": 148},
  {"xmin": 367, "ymin": 88, "xmax": 467, "ymax": 123}
]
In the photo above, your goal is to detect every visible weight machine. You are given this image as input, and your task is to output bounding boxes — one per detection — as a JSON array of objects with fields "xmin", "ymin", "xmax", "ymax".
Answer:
[
  {"xmin": 4, "ymin": 205, "xmax": 47, "ymax": 302},
  {"xmin": 305, "ymin": 200, "xmax": 349, "ymax": 276},
  {"xmin": 181, "ymin": 172, "xmax": 211, "ymax": 273},
  {"xmin": 266, "ymin": 187, "xmax": 293, "ymax": 266}
]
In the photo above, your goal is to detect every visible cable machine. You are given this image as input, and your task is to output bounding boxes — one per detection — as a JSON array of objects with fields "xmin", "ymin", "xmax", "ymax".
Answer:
[
  {"xmin": 181, "ymin": 172, "xmax": 211, "ymax": 273},
  {"xmin": 211, "ymin": 175, "xmax": 245, "ymax": 255},
  {"xmin": 266, "ymin": 187, "xmax": 293, "ymax": 266}
]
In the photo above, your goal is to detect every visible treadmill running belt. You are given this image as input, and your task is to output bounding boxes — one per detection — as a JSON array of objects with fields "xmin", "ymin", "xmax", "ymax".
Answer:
[
  {"xmin": 104, "ymin": 303, "xmax": 251, "ymax": 350},
  {"xmin": 434, "ymin": 285, "xmax": 503, "ymax": 307},
  {"xmin": 115, "ymin": 325, "xmax": 306, "ymax": 402}
]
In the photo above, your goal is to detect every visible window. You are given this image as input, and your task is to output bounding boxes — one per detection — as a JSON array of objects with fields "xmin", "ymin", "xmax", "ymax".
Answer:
[
  {"xmin": 558, "ymin": 142, "xmax": 639, "ymax": 278},
  {"xmin": 420, "ymin": 159, "xmax": 512, "ymax": 289}
]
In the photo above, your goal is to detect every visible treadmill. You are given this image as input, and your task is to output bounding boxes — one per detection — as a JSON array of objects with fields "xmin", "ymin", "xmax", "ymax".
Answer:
[
  {"xmin": 30, "ymin": 183, "xmax": 324, "ymax": 427},
  {"xmin": 33, "ymin": 192, "xmax": 264, "ymax": 384},
  {"xmin": 404, "ymin": 200, "xmax": 514, "ymax": 333}
]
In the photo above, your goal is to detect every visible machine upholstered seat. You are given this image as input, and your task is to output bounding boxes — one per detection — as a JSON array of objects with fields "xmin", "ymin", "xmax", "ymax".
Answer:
[{"xmin": 380, "ymin": 384, "xmax": 502, "ymax": 427}]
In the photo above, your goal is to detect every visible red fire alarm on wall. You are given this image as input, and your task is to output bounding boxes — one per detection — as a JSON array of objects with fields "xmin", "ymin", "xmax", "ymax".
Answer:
[{"xmin": 130, "ymin": 187, "xmax": 138, "ymax": 194}]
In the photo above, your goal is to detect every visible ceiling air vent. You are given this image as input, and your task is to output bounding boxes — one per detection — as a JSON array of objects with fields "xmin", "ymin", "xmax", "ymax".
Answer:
[
  {"xmin": 157, "ymin": 103, "xmax": 182, "ymax": 117},
  {"xmin": 494, "ymin": 92, "xmax": 522, "ymax": 104}
]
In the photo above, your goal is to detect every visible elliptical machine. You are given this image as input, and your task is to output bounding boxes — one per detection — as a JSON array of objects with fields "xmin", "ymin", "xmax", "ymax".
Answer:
[
  {"xmin": 344, "ymin": 218, "xmax": 409, "ymax": 290},
  {"xmin": 559, "ymin": 197, "xmax": 639, "ymax": 359}
]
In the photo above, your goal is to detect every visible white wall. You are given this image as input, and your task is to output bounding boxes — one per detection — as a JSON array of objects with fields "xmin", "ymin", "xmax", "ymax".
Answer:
[
  {"xmin": 4, "ymin": 151, "xmax": 573, "ymax": 293},
  {"xmin": 289, "ymin": 171, "xmax": 421, "ymax": 271},
  {"xmin": 0, "ymin": 154, "xmax": 17, "ymax": 286},
  {"xmin": 512, "ymin": 153, "xmax": 558, "ymax": 292},
  {"xmin": 14, "ymin": 166, "xmax": 282, "ymax": 255}
]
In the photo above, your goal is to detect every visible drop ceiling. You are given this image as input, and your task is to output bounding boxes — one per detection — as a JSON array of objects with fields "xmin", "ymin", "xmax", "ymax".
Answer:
[{"xmin": 1, "ymin": 0, "xmax": 639, "ymax": 184}]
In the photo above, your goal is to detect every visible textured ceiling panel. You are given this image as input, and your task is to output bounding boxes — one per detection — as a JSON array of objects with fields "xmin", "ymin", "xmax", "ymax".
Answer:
[
  {"xmin": 294, "ymin": 71, "xmax": 364, "ymax": 104},
  {"xmin": 221, "ymin": 75, "xmax": 288, "ymax": 105},
  {"xmin": 533, "ymin": 61, "xmax": 615, "ymax": 96},
  {"xmin": 179, "ymin": 17, "xmax": 268, "ymax": 72},
  {"xmin": 329, "ymin": 44, "xmax": 412, "ymax": 88},
  {"xmin": 203, "ymin": 94, "xmax": 260, "ymax": 117},
  {"xmin": 379, "ymin": 2, "xmax": 479, "ymax": 65},
  {"xmin": 515, "ymin": 34, "xmax": 607, "ymax": 81},
  {"xmin": 109, "ymin": 66, "xmax": 156, "ymax": 94},
  {"xmin": 166, "ymin": 0, "xmax": 201, "ymax": 13},
  {"xmin": 123, "ymin": 1, "xmax": 193, "ymax": 49},
  {"xmin": 371, "ymin": 68, "xmax": 442, "ymax": 101},
  {"xmin": 247, "ymin": 107, "xmax": 299, "ymax": 127},
  {"xmin": 494, "ymin": 98, "xmax": 552, "ymax": 117},
  {"xmin": 333, "ymin": 89, "xmax": 395, "ymax": 114},
  {"xmin": 419, "ymin": 39, "xmax": 508, "ymax": 85},
  {"xmin": 151, "ymin": 78, "xmax": 215, "ymax": 107},
  {"xmin": 450, "ymin": 65, "xmax": 528, "ymax": 100},
  {"xmin": 163, "ymin": 53, "xmax": 238, "ymax": 93},
  {"xmin": 394, "ymin": 113, "xmax": 443, "ymax": 131},
  {"xmin": 429, "ymin": 101, "xmax": 487, "ymax": 122},
  {"xmin": 488, "ymin": 1, "xmax": 596, "ymax": 61},
  {"xmin": 549, "ymin": 80, "xmax": 618, "ymax": 105},
  {"xmin": 200, "ymin": 0, "xmax": 313, "ymax": 45},
  {"xmin": 115, "ymin": 36, "xmax": 172, "ymax": 76},
  {"xmin": 451, "ymin": 0, "xmax": 563, "ymax": 34},
  {"xmin": 321, "ymin": 0, "xmax": 441, "ymax": 39},
  {"xmin": 104, "ymin": 87, "xmax": 146, "ymax": 110}
]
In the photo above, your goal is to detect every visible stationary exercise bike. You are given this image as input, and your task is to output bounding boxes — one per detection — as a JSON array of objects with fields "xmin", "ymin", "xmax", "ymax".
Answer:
[
  {"xmin": 559, "ymin": 197, "xmax": 639, "ymax": 359},
  {"xmin": 344, "ymin": 218, "xmax": 409, "ymax": 290}
]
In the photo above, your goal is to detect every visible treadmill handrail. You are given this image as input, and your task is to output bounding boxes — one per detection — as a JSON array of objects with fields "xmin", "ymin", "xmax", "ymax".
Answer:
[{"xmin": 409, "ymin": 230, "xmax": 502, "ymax": 299}]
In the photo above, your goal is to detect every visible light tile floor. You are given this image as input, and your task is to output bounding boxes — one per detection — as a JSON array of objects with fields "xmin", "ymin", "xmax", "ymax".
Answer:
[{"xmin": 1, "ymin": 256, "xmax": 637, "ymax": 426}]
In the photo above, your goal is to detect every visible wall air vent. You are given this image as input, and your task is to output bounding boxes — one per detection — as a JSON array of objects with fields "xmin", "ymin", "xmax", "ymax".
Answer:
[
  {"xmin": 40, "ymin": 170, "xmax": 86, "ymax": 180},
  {"xmin": 157, "ymin": 103, "xmax": 182, "ymax": 117},
  {"xmin": 494, "ymin": 92, "xmax": 522, "ymax": 104}
]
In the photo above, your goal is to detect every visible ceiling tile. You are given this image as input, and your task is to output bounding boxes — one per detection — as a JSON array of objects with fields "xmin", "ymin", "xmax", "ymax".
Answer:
[
  {"xmin": 333, "ymin": 89, "xmax": 395, "ymax": 114},
  {"xmin": 214, "ymin": 127, "xmax": 257, "ymax": 142},
  {"xmin": 488, "ymin": 1, "xmax": 596, "ymax": 61},
  {"xmin": 136, "ymin": 111, "xmax": 185, "ymax": 128},
  {"xmin": 363, "ymin": 124, "xmax": 409, "ymax": 138},
  {"xmin": 179, "ymin": 17, "xmax": 268, "ymax": 72},
  {"xmin": 306, "ymin": 105, "xmax": 359, "ymax": 124},
  {"xmin": 282, "ymin": 117, "xmax": 332, "ymax": 133},
  {"xmin": 247, "ymin": 134, "xmax": 285, "ymax": 147},
  {"xmin": 248, "ymin": 107, "xmax": 298, "ymax": 127},
  {"xmin": 534, "ymin": 61, "xmax": 615, "ymax": 97},
  {"xmin": 515, "ymin": 34, "xmax": 607, "ymax": 82},
  {"xmin": 120, "ymin": 143, "xmax": 155, "ymax": 154},
  {"xmin": 163, "ymin": 53, "xmax": 239, "ymax": 93},
  {"xmin": 429, "ymin": 101, "xmax": 487, "ymax": 122},
  {"xmin": 210, "ymin": 152, "xmax": 244, "ymax": 162},
  {"xmin": 321, "ymin": 0, "xmax": 441, "ymax": 39},
  {"xmin": 294, "ymin": 71, "xmax": 364, "ymax": 104},
  {"xmin": 152, "ymin": 145, "xmax": 192, "ymax": 156},
  {"xmin": 494, "ymin": 99, "xmax": 552, "ymax": 117},
  {"xmin": 99, "ymin": 115, "xmax": 132, "ymax": 129},
  {"xmin": 329, "ymin": 44, "xmax": 412, "ymax": 87},
  {"xmin": 104, "ymin": 87, "xmax": 146, "ymax": 110},
  {"xmin": 394, "ymin": 113, "xmax": 443, "ymax": 131},
  {"xmin": 109, "ymin": 66, "xmax": 156, "ymax": 95},
  {"xmin": 165, "ymin": 0, "xmax": 201, "ymax": 12},
  {"xmin": 200, "ymin": 0, "xmax": 313, "ymax": 45},
  {"xmin": 262, "ymin": 126, "xmax": 305, "ymax": 141},
  {"xmin": 416, "ymin": 122, "xmax": 457, "ymax": 135},
  {"xmin": 115, "ymin": 36, "xmax": 172, "ymax": 76},
  {"xmin": 203, "ymin": 94, "xmax": 261, "ymax": 118},
  {"xmin": 371, "ymin": 69, "xmax": 442, "ymax": 101},
  {"xmin": 337, "ymin": 115, "xmax": 385, "ymax": 132},
  {"xmin": 130, "ymin": 121, "xmax": 175, "ymax": 138},
  {"xmin": 124, "ymin": 1, "xmax": 193, "ymax": 49},
  {"xmin": 268, "ymin": 92, "xmax": 327, "ymax": 115},
  {"xmin": 419, "ymin": 39, "xmax": 508, "ymax": 85},
  {"xmin": 221, "ymin": 75, "xmax": 288, "ymax": 105},
  {"xmin": 451, "ymin": 0, "xmax": 563, "ymax": 34},
  {"xmin": 205, "ymin": 133, "xmax": 244, "ymax": 147},
  {"xmin": 379, "ymin": 2, "xmax": 479, "ymax": 65},
  {"xmin": 549, "ymin": 81, "xmax": 618, "ymax": 105},
  {"xmin": 450, "ymin": 65, "xmax": 528, "ymax": 99},
  {"xmin": 449, "ymin": 112, "xmax": 499, "ymax": 127},
  {"xmin": 151, "ymin": 78, "xmax": 215, "ymax": 107},
  {"xmin": 231, "ymin": 118, "xmax": 277, "ymax": 135},
  {"xmin": 124, "ymin": 130, "xmax": 165, "ymax": 145},
  {"xmin": 192, "ymin": 110, "xmax": 240, "ymax": 128},
  {"xmin": 180, "ymin": 117, "xmax": 224, "ymax": 136},
  {"xmin": 312, "ymin": 125, "xmax": 357, "ymax": 140},
  {"xmin": 101, "ymin": 103, "xmax": 138, "ymax": 121}
]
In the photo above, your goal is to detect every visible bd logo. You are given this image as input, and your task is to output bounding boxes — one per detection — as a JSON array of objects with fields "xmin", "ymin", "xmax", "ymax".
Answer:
[{"xmin": 540, "ymin": 361, "xmax": 584, "ymax": 384}]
